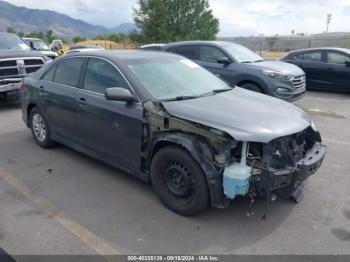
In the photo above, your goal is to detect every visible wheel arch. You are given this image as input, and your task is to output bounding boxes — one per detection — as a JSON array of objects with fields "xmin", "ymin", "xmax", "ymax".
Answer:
[
  {"xmin": 26, "ymin": 103, "xmax": 38, "ymax": 127},
  {"xmin": 149, "ymin": 132, "xmax": 227, "ymax": 208}
]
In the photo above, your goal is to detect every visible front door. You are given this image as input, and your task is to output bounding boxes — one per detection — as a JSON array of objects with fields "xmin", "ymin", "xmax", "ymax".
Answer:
[
  {"xmin": 325, "ymin": 51, "xmax": 350, "ymax": 91},
  {"xmin": 76, "ymin": 57, "xmax": 143, "ymax": 172},
  {"xmin": 195, "ymin": 45, "xmax": 235, "ymax": 86}
]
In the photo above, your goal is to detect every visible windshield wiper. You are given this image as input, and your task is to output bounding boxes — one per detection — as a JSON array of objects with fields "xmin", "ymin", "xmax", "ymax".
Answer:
[
  {"xmin": 212, "ymin": 87, "xmax": 233, "ymax": 93},
  {"xmin": 161, "ymin": 95, "xmax": 199, "ymax": 102}
]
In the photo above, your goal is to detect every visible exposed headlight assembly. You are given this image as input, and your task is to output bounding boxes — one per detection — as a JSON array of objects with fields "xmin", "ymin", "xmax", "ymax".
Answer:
[
  {"xmin": 310, "ymin": 121, "xmax": 317, "ymax": 131},
  {"xmin": 262, "ymin": 70, "xmax": 293, "ymax": 81}
]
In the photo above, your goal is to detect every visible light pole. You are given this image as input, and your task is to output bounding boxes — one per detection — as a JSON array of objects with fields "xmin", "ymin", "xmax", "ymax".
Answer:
[{"xmin": 326, "ymin": 14, "xmax": 332, "ymax": 33}]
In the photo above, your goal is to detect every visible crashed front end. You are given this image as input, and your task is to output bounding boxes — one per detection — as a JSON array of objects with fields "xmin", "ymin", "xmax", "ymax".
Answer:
[
  {"xmin": 143, "ymin": 100, "xmax": 326, "ymax": 213},
  {"xmin": 242, "ymin": 127, "xmax": 326, "ymax": 202}
]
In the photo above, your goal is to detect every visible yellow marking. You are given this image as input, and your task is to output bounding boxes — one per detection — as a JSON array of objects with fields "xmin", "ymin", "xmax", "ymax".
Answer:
[
  {"xmin": 304, "ymin": 108, "xmax": 346, "ymax": 119},
  {"xmin": 0, "ymin": 167, "xmax": 119, "ymax": 257}
]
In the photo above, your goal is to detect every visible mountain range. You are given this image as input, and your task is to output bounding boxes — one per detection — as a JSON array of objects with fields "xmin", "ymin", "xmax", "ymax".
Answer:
[{"xmin": 0, "ymin": 0, "xmax": 137, "ymax": 38}]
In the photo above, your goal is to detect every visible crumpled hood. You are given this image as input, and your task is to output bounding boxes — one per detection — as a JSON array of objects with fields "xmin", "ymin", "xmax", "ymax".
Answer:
[
  {"xmin": 246, "ymin": 60, "xmax": 304, "ymax": 76},
  {"xmin": 162, "ymin": 87, "xmax": 311, "ymax": 143}
]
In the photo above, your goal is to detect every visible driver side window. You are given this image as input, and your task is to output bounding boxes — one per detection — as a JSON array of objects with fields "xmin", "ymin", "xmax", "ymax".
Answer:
[
  {"xmin": 84, "ymin": 58, "xmax": 128, "ymax": 95},
  {"xmin": 199, "ymin": 46, "xmax": 225, "ymax": 63}
]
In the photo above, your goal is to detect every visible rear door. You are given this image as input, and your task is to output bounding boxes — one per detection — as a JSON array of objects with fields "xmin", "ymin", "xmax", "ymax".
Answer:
[
  {"xmin": 39, "ymin": 57, "xmax": 85, "ymax": 142},
  {"xmin": 292, "ymin": 50, "xmax": 330, "ymax": 89},
  {"xmin": 75, "ymin": 57, "xmax": 143, "ymax": 172},
  {"xmin": 325, "ymin": 51, "xmax": 350, "ymax": 91}
]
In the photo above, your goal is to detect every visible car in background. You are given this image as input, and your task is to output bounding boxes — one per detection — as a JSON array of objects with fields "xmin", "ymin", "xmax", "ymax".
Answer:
[
  {"xmin": 20, "ymin": 50, "xmax": 325, "ymax": 215},
  {"xmin": 68, "ymin": 44, "xmax": 104, "ymax": 51},
  {"xmin": 0, "ymin": 32, "xmax": 50, "ymax": 101},
  {"xmin": 65, "ymin": 45, "xmax": 105, "ymax": 54},
  {"xmin": 163, "ymin": 41, "xmax": 306, "ymax": 101},
  {"xmin": 23, "ymin": 38, "xmax": 58, "ymax": 60},
  {"xmin": 280, "ymin": 48, "xmax": 350, "ymax": 92},
  {"xmin": 50, "ymin": 39, "xmax": 63, "ymax": 51},
  {"xmin": 140, "ymin": 43, "xmax": 166, "ymax": 51}
]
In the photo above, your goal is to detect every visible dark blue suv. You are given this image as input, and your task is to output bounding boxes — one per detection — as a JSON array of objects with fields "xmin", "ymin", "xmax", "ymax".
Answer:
[{"xmin": 162, "ymin": 41, "xmax": 306, "ymax": 101}]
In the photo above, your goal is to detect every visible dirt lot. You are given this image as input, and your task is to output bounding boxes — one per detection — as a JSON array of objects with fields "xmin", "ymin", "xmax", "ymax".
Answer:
[{"xmin": 0, "ymin": 91, "xmax": 350, "ymax": 257}]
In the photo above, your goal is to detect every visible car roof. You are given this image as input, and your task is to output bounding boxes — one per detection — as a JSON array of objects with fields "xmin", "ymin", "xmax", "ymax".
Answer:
[
  {"xmin": 65, "ymin": 49, "xmax": 181, "ymax": 61},
  {"xmin": 164, "ymin": 40, "xmax": 238, "ymax": 48},
  {"xmin": 288, "ymin": 47, "xmax": 350, "ymax": 54}
]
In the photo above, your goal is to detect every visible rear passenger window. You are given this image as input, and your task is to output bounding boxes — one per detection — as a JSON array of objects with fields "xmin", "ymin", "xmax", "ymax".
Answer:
[
  {"xmin": 53, "ymin": 58, "xmax": 85, "ymax": 87},
  {"xmin": 175, "ymin": 46, "xmax": 198, "ymax": 60},
  {"xmin": 296, "ymin": 52, "xmax": 322, "ymax": 62},
  {"xmin": 42, "ymin": 65, "xmax": 56, "ymax": 82},
  {"xmin": 84, "ymin": 58, "xmax": 128, "ymax": 95}
]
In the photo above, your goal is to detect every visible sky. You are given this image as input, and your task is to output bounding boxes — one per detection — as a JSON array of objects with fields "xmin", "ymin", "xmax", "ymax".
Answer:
[{"xmin": 7, "ymin": 0, "xmax": 350, "ymax": 36}]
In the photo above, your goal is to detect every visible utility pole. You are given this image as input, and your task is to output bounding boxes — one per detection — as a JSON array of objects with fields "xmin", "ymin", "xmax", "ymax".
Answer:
[{"xmin": 326, "ymin": 14, "xmax": 332, "ymax": 33}]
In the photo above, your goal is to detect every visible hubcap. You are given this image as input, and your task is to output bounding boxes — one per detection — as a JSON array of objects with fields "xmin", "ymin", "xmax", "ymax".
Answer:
[
  {"xmin": 32, "ymin": 113, "xmax": 47, "ymax": 142},
  {"xmin": 163, "ymin": 161, "xmax": 195, "ymax": 199}
]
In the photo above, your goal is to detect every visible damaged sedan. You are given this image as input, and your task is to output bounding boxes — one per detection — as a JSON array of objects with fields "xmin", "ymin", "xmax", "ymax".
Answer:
[{"xmin": 20, "ymin": 50, "xmax": 326, "ymax": 215}]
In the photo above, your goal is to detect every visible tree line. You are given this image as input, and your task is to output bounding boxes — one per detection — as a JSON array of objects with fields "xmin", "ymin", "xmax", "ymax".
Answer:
[{"xmin": 7, "ymin": 0, "xmax": 219, "ymax": 45}]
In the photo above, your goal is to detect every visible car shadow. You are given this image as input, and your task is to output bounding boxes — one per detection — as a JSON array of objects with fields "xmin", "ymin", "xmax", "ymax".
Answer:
[{"xmin": 0, "ymin": 126, "xmax": 297, "ymax": 254}]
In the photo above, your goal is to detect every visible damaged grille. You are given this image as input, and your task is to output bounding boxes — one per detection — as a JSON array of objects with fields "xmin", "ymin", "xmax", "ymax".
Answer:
[{"xmin": 262, "ymin": 127, "xmax": 321, "ymax": 169}]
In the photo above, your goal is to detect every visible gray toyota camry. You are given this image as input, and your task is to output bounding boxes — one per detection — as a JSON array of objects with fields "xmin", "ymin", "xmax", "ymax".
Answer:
[{"xmin": 20, "ymin": 50, "xmax": 326, "ymax": 216}]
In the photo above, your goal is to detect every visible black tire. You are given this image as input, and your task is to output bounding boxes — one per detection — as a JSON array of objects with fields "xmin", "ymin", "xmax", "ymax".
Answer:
[
  {"xmin": 151, "ymin": 146, "xmax": 209, "ymax": 216},
  {"xmin": 240, "ymin": 83, "xmax": 263, "ymax": 93},
  {"xmin": 29, "ymin": 107, "xmax": 56, "ymax": 148}
]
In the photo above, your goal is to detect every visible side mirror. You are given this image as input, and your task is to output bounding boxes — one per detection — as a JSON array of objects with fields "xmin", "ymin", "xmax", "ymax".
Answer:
[
  {"xmin": 345, "ymin": 61, "xmax": 350, "ymax": 67},
  {"xmin": 105, "ymin": 87, "xmax": 136, "ymax": 102},
  {"xmin": 217, "ymin": 57, "xmax": 232, "ymax": 64}
]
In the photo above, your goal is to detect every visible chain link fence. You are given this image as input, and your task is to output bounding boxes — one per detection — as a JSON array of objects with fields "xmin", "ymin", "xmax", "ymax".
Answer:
[{"xmin": 218, "ymin": 34, "xmax": 350, "ymax": 53}]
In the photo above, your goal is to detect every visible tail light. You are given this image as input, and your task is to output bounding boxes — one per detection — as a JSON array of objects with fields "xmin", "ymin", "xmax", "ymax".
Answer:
[{"xmin": 18, "ymin": 81, "xmax": 24, "ymax": 92}]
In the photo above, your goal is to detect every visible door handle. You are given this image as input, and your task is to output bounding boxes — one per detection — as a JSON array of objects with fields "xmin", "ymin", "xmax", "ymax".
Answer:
[{"xmin": 78, "ymin": 97, "xmax": 87, "ymax": 105}]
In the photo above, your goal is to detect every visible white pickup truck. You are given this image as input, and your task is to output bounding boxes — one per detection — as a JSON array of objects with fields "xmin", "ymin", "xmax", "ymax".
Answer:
[{"xmin": 0, "ymin": 32, "xmax": 50, "ymax": 101}]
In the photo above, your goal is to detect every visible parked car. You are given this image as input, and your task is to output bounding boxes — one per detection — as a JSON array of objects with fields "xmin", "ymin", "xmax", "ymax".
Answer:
[
  {"xmin": 23, "ymin": 38, "xmax": 58, "ymax": 60},
  {"xmin": 49, "ymin": 39, "xmax": 63, "ymax": 52},
  {"xmin": 280, "ymin": 47, "xmax": 350, "ymax": 92},
  {"xmin": 69, "ymin": 44, "xmax": 104, "ymax": 51},
  {"xmin": 140, "ymin": 43, "xmax": 166, "ymax": 51},
  {"xmin": 0, "ymin": 32, "xmax": 50, "ymax": 101},
  {"xmin": 163, "ymin": 41, "xmax": 306, "ymax": 101},
  {"xmin": 20, "ymin": 50, "xmax": 326, "ymax": 215},
  {"xmin": 66, "ymin": 45, "xmax": 105, "ymax": 54}
]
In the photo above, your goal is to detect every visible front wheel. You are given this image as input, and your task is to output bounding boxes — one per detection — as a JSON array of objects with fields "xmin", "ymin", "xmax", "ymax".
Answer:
[
  {"xmin": 30, "ymin": 107, "xmax": 56, "ymax": 148},
  {"xmin": 151, "ymin": 146, "xmax": 209, "ymax": 216}
]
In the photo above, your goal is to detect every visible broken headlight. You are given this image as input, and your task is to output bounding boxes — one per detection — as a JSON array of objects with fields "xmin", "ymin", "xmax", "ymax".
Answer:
[{"xmin": 310, "ymin": 121, "xmax": 317, "ymax": 131}]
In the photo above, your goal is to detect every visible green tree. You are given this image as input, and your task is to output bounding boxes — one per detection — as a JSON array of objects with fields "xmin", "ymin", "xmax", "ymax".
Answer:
[
  {"xmin": 72, "ymin": 36, "xmax": 86, "ymax": 43},
  {"xmin": 6, "ymin": 27, "xmax": 15, "ymax": 33},
  {"xmin": 133, "ymin": 0, "xmax": 219, "ymax": 43}
]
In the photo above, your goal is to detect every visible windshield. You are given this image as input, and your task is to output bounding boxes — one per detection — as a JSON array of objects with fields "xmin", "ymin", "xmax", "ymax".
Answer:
[
  {"xmin": 127, "ymin": 57, "xmax": 230, "ymax": 101},
  {"xmin": 0, "ymin": 34, "xmax": 30, "ymax": 51},
  {"xmin": 221, "ymin": 43, "xmax": 263, "ymax": 63},
  {"xmin": 26, "ymin": 39, "xmax": 50, "ymax": 51}
]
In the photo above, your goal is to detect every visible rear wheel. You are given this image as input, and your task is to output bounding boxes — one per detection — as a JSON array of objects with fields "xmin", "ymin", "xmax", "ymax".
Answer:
[
  {"xmin": 151, "ymin": 146, "xmax": 209, "ymax": 216},
  {"xmin": 240, "ymin": 83, "xmax": 263, "ymax": 93},
  {"xmin": 30, "ymin": 107, "xmax": 56, "ymax": 148}
]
